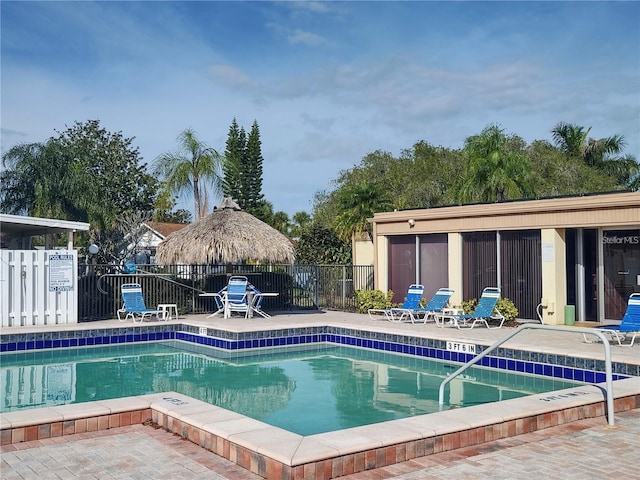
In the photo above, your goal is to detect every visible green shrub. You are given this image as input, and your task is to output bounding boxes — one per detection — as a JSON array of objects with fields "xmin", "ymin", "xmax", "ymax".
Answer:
[
  {"xmin": 353, "ymin": 289, "xmax": 394, "ymax": 314},
  {"xmin": 496, "ymin": 297, "xmax": 518, "ymax": 321},
  {"xmin": 458, "ymin": 298, "xmax": 477, "ymax": 314}
]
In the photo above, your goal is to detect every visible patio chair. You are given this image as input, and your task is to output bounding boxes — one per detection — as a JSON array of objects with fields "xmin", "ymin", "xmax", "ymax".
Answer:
[
  {"xmin": 200, "ymin": 289, "xmax": 225, "ymax": 318},
  {"xmin": 436, "ymin": 287, "xmax": 504, "ymax": 329},
  {"xmin": 584, "ymin": 293, "xmax": 640, "ymax": 346},
  {"xmin": 201, "ymin": 276, "xmax": 264, "ymax": 319},
  {"xmin": 368, "ymin": 284, "xmax": 424, "ymax": 322},
  {"xmin": 117, "ymin": 283, "xmax": 162, "ymax": 323},
  {"xmin": 222, "ymin": 275, "xmax": 251, "ymax": 317},
  {"xmin": 246, "ymin": 284, "xmax": 272, "ymax": 318}
]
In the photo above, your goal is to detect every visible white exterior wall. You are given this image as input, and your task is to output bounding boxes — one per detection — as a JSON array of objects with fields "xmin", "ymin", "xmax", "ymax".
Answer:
[
  {"xmin": 375, "ymin": 236, "xmax": 389, "ymax": 291},
  {"xmin": 540, "ymin": 229, "xmax": 567, "ymax": 325},
  {"xmin": 0, "ymin": 250, "xmax": 79, "ymax": 327},
  {"xmin": 353, "ymin": 238, "xmax": 374, "ymax": 266},
  {"xmin": 447, "ymin": 232, "xmax": 463, "ymax": 306}
]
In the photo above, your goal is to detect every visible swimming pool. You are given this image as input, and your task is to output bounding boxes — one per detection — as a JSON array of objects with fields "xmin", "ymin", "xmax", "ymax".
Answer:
[
  {"xmin": 2, "ymin": 319, "xmax": 639, "ymax": 480},
  {"xmin": 1, "ymin": 340, "xmax": 583, "ymax": 435}
]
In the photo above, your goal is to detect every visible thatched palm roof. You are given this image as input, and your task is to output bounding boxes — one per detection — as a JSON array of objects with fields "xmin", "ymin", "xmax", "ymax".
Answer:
[{"xmin": 156, "ymin": 198, "xmax": 295, "ymax": 265}]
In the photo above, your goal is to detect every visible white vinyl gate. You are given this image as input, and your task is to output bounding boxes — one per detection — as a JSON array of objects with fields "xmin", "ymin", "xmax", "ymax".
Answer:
[{"xmin": 0, "ymin": 250, "xmax": 79, "ymax": 327}]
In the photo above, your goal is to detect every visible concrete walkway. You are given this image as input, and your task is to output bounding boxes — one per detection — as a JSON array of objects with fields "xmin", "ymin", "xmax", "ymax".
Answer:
[{"xmin": 2, "ymin": 409, "xmax": 638, "ymax": 479}]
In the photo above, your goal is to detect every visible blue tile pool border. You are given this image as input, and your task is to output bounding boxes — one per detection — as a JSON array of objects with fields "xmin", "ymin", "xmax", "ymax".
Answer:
[{"xmin": 1, "ymin": 324, "xmax": 637, "ymax": 382}]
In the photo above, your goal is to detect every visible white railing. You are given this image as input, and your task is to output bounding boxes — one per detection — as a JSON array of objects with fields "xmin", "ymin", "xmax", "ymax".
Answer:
[{"xmin": 438, "ymin": 324, "xmax": 615, "ymax": 426}]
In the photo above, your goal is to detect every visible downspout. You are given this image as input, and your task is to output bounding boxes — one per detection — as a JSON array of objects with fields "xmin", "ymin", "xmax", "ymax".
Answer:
[
  {"xmin": 576, "ymin": 229, "xmax": 586, "ymax": 323},
  {"xmin": 496, "ymin": 230, "xmax": 501, "ymax": 288},
  {"xmin": 415, "ymin": 235, "xmax": 420, "ymax": 284}
]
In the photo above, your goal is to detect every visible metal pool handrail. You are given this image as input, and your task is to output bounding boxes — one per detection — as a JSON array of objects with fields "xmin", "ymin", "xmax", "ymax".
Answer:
[{"xmin": 438, "ymin": 324, "xmax": 615, "ymax": 426}]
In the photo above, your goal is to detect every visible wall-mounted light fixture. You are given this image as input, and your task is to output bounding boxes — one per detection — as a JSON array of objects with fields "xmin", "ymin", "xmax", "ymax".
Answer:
[{"xmin": 408, "ymin": 219, "xmax": 415, "ymax": 227}]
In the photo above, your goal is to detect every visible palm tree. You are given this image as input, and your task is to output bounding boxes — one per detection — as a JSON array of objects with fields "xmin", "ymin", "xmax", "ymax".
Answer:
[
  {"xmin": 270, "ymin": 211, "xmax": 291, "ymax": 236},
  {"xmin": 584, "ymin": 136, "xmax": 639, "ymax": 186},
  {"xmin": 1, "ymin": 140, "xmax": 87, "ymax": 220},
  {"xmin": 551, "ymin": 122, "xmax": 639, "ymax": 188},
  {"xmin": 154, "ymin": 128, "xmax": 223, "ymax": 220},
  {"xmin": 290, "ymin": 211, "xmax": 312, "ymax": 239},
  {"xmin": 457, "ymin": 125, "xmax": 532, "ymax": 203},
  {"xmin": 333, "ymin": 180, "xmax": 392, "ymax": 242},
  {"xmin": 551, "ymin": 122, "xmax": 591, "ymax": 158}
]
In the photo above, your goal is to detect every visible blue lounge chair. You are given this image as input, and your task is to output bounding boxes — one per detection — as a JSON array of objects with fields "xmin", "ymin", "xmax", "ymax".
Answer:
[
  {"xmin": 437, "ymin": 287, "xmax": 504, "ymax": 329},
  {"xmin": 368, "ymin": 284, "xmax": 424, "ymax": 322},
  {"xmin": 411, "ymin": 288, "xmax": 455, "ymax": 324},
  {"xmin": 117, "ymin": 283, "xmax": 162, "ymax": 323},
  {"xmin": 585, "ymin": 293, "xmax": 640, "ymax": 346}
]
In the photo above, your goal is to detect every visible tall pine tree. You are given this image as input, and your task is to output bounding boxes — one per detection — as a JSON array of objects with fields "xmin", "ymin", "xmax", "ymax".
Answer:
[
  {"xmin": 244, "ymin": 120, "xmax": 264, "ymax": 214},
  {"xmin": 223, "ymin": 118, "xmax": 244, "ymax": 203},
  {"xmin": 222, "ymin": 118, "xmax": 265, "ymax": 217}
]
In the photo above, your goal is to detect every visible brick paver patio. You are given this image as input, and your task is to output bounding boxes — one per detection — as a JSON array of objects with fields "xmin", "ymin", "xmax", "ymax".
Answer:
[{"xmin": 2, "ymin": 409, "xmax": 638, "ymax": 479}]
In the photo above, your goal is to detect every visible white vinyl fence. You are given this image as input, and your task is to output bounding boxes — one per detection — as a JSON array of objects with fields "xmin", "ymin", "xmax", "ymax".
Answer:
[{"xmin": 1, "ymin": 250, "xmax": 79, "ymax": 327}]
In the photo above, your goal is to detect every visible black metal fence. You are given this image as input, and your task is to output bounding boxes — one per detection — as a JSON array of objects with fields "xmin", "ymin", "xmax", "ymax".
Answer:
[{"xmin": 78, "ymin": 264, "xmax": 374, "ymax": 322}]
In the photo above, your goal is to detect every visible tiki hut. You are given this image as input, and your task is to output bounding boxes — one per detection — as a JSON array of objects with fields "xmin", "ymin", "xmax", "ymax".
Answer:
[{"xmin": 156, "ymin": 198, "xmax": 295, "ymax": 265}]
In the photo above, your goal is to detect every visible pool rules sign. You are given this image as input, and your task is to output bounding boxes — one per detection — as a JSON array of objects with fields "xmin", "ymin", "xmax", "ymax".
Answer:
[{"xmin": 49, "ymin": 254, "xmax": 74, "ymax": 291}]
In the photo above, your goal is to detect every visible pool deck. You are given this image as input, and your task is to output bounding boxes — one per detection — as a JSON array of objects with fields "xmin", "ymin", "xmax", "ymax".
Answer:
[
  {"xmin": 1, "ymin": 311, "xmax": 639, "ymax": 479},
  {"xmin": 3, "ymin": 409, "xmax": 639, "ymax": 479}
]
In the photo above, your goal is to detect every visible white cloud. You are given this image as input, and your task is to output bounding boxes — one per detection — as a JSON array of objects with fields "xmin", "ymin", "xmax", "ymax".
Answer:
[
  {"xmin": 2, "ymin": 1, "xmax": 638, "ymax": 218},
  {"xmin": 208, "ymin": 64, "xmax": 254, "ymax": 88},
  {"xmin": 291, "ymin": 2, "xmax": 331, "ymax": 14},
  {"xmin": 287, "ymin": 29, "xmax": 326, "ymax": 47}
]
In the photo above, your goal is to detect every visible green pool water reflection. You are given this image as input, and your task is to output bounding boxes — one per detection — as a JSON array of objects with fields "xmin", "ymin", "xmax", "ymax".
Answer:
[{"xmin": 1, "ymin": 341, "xmax": 581, "ymax": 435}]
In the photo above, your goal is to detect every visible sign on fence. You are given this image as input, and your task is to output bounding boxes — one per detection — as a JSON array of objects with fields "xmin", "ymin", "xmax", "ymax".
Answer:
[
  {"xmin": 1, "ymin": 249, "xmax": 79, "ymax": 327},
  {"xmin": 49, "ymin": 254, "xmax": 74, "ymax": 292}
]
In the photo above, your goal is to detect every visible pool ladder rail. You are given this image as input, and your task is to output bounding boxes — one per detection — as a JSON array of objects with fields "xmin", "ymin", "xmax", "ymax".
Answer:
[{"xmin": 438, "ymin": 324, "xmax": 616, "ymax": 426}]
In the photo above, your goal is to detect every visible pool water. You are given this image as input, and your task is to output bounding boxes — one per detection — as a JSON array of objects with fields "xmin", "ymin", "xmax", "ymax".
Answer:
[{"xmin": 1, "ymin": 341, "xmax": 582, "ymax": 435}]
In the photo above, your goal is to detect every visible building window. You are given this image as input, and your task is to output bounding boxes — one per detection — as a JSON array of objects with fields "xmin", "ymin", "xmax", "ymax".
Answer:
[
  {"xmin": 388, "ymin": 234, "xmax": 448, "ymax": 304},
  {"xmin": 603, "ymin": 229, "xmax": 640, "ymax": 319},
  {"xmin": 388, "ymin": 236, "xmax": 416, "ymax": 303},
  {"xmin": 500, "ymin": 230, "xmax": 541, "ymax": 320},
  {"xmin": 419, "ymin": 234, "xmax": 448, "ymax": 300},
  {"xmin": 462, "ymin": 232, "xmax": 497, "ymax": 301},
  {"xmin": 462, "ymin": 230, "xmax": 541, "ymax": 320}
]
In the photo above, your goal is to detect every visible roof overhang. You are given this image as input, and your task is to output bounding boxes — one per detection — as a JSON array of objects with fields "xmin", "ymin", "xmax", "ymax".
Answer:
[
  {"xmin": 370, "ymin": 191, "xmax": 640, "ymax": 235},
  {"xmin": 0, "ymin": 214, "xmax": 90, "ymax": 237}
]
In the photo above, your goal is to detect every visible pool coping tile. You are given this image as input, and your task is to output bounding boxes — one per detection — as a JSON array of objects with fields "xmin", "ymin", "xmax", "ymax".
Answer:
[
  {"xmin": 94, "ymin": 395, "xmax": 155, "ymax": 414},
  {"xmin": 0, "ymin": 407, "xmax": 65, "ymax": 429},
  {"xmin": 303, "ymin": 427, "xmax": 386, "ymax": 456},
  {"xmin": 231, "ymin": 427, "xmax": 303, "ymax": 464},
  {"xmin": 290, "ymin": 436, "xmax": 342, "ymax": 466},
  {"xmin": 49, "ymin": 402, "xmax": 113, "ymax": 422},
  {"xmin": 397, "ymin": 409, "xmax": 472, "ymax": 436},
  {"xmin": 206, "ymin": 416, "xmax": 276, "ymax": 441},
  {"xmin": 182, "ymin": 408, "xmax": 245, "ymax": 430}
]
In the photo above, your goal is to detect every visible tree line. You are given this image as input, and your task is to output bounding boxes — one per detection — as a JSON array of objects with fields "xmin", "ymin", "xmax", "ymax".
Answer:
[
  {"xmin": 312, "ymin": 123, "xmax": 639, "ymax": 245},
  {"xmin": 0, "ymin": 119, "xmax": 305, "ymax": 258},
  {"xmin": 1, "ymin": 119, "xmax": 637, "ymax": 264}
]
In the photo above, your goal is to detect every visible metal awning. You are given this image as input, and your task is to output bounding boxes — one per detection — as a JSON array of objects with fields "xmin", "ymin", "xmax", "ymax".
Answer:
[{"xmin": 0, "ymin": 214, "xmax": 90, "ymax": 249}]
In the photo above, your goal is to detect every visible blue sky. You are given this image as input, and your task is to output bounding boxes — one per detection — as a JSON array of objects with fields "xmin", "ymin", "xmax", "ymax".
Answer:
[{"xmin": 2, "ymin": 1, "xmax": 639, "ymax": 218}]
